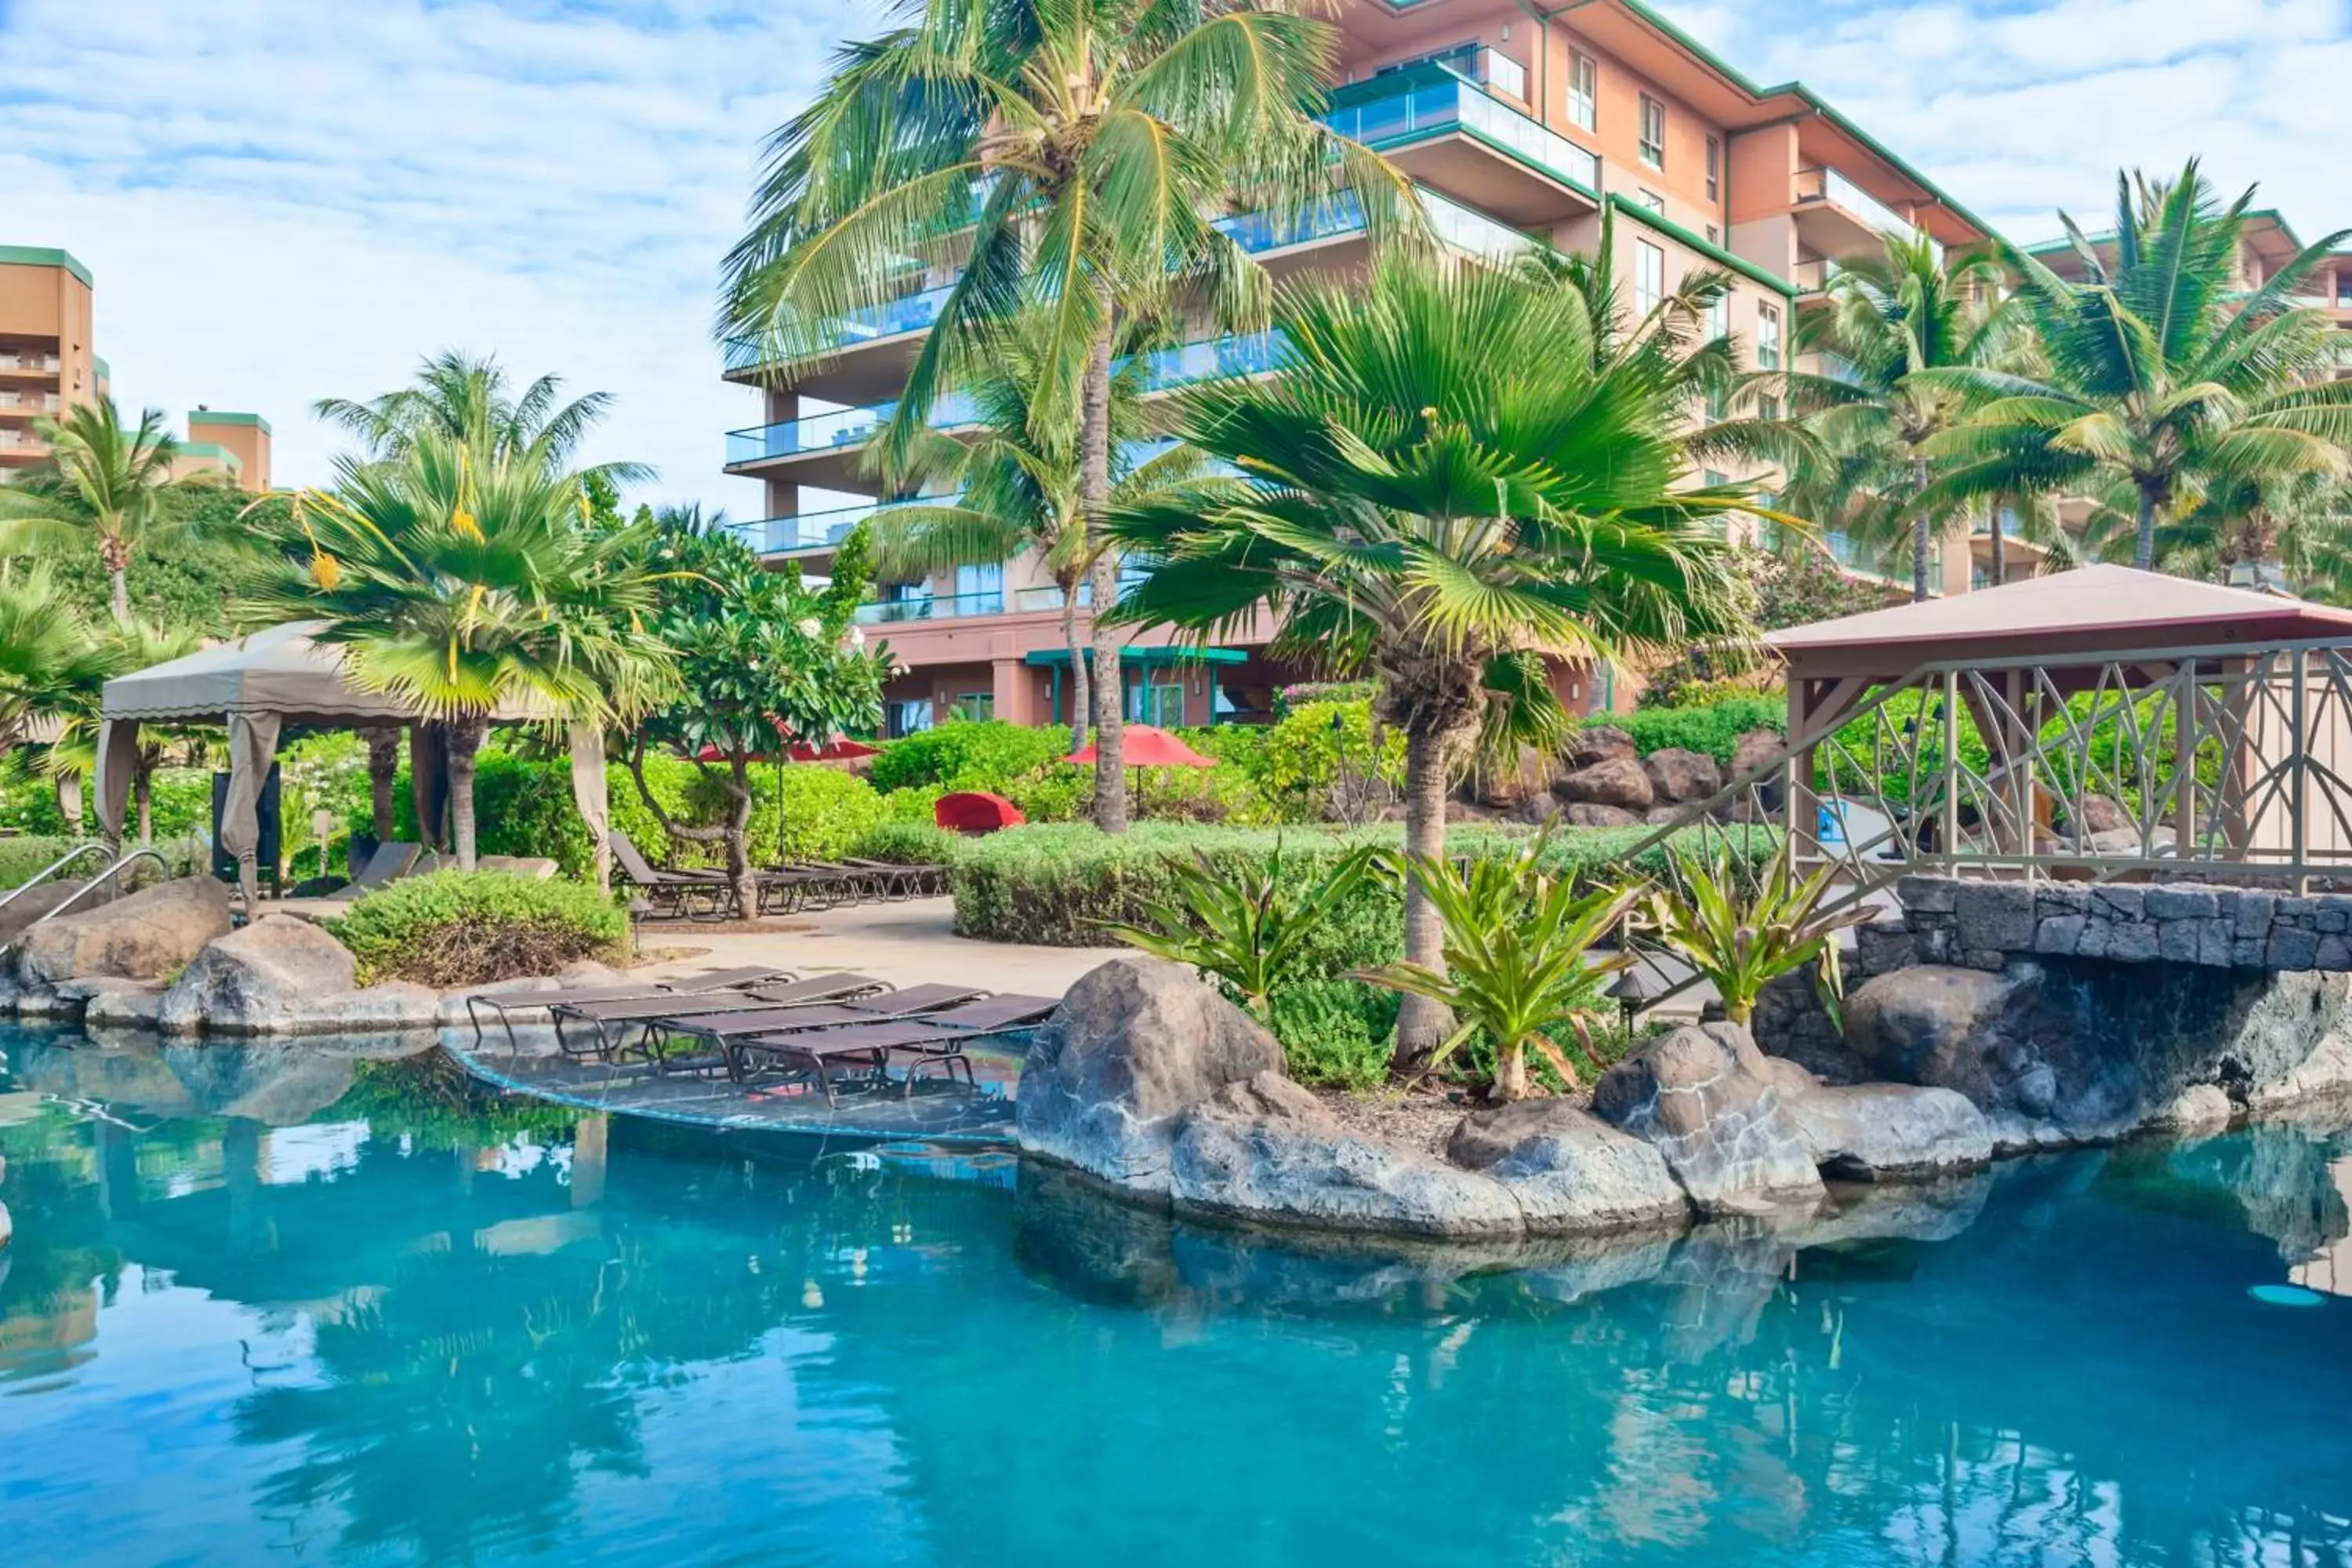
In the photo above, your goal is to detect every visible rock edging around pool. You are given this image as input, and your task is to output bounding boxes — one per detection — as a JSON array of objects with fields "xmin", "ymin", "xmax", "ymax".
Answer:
[
  {"xmin": 0, "ymin": 875, "xmax": 617, "ymax": 1040},
  {"xmin": 1015, "ymin": 956, "xmax": 1998, "ymax": 1243}
]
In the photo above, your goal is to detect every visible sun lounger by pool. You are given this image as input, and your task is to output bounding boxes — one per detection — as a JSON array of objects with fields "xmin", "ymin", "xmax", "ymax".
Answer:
[
  {"xmin": 324, "ymin": 841, "xmax": 422, "ymax": 902},
  {"xmin": 610, "ymin": 832, "xmax": 734, "ymax": 920},
  {"xmin": 554, "ymin": 972, "xmax": 898, "ymax": 1063},
  {"xmin": 463, "ymin": 964, "xmax": 792, "ymax": 1052},
  {"xmin": 633, "ymin": 982, "xmax": 985, "ymax": 1076},
  {"xmin": 731, "ymin": 993, "xmax": 1059, "ymax": 1104}
]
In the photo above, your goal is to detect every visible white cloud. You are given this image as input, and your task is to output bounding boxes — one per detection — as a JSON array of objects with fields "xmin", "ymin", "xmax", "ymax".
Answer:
[
  {"xmin": 0, "ymin": 0, "xmax": 869, "ymax": 515},
  {"xmin": 2, "ymin": 0, "xmax": 2346, "ymax": 525}
]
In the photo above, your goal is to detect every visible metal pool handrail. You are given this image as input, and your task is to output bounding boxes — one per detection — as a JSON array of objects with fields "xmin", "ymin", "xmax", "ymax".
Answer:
[
  {"xmin": 0, "ymin": 840, "xmax": 109, "ymax": 921},
  {"xmin": 29, "ymin": 847, "xmax": 174, "ymax": 929}
]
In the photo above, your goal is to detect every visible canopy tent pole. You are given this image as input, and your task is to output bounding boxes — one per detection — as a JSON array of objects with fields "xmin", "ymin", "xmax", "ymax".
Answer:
[
  {"xmin": 567, "ymin": 721, "xmax": 612, "ymax": 890},
  {"xmin": 93, "ymin": 717, "xmax": 140, "ymax": 849},
  {"xmin": 220, "ymin": 711, "xmax": 283, "ymax": 912}
]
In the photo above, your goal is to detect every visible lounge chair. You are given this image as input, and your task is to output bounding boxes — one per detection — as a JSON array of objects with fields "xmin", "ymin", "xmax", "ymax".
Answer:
[
  {"xmin": 733, "ymin": 993, "xmax": 1059, "ymax": 1104},
  {"xmin": 633, "ymin": 982, "xmax": 986, "ymax": 1079},
  {"xmin": 554, "ymin": 971, "xmax": 896, "ymax": 1063},
  {"xmin": 839, "ymin": 857, "xmax": 947, "ymax": 899},
  {"xmin": 324, "ymin": 841, "xmax": 422, "ymax": 902},
  {"xmin": 610, "ymin": 832, "xmax": 735, "ymax": 920},
  {"xmin": 463, "ymin": 964, "xmax": 791, "ymax": 1052}
]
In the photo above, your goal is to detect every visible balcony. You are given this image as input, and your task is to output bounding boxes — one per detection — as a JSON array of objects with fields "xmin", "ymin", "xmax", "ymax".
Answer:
[
  {"xmin": 1792, "ymin": 167, "xmax": 1936, "ymax": 263},
  {"xmin": 0, "ymin": 353, "xmax": 62, "ymax": 376},
  {"xmin": 1323, "ymin": 61, "xmax": 1599, "ymax": 226},
  {"xmin": 724, "ymin": 332, "xmax": 1278, "ymax": 488},
  {"xmin": 855, "ymin": 589, "xmax": 1006, "ymax": 626}
]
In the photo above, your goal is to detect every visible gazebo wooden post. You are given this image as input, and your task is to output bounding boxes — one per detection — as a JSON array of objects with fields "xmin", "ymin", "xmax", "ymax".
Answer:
[
  {"xmin": 1940, "ymin": 670, "xmax": 1962, "ymax": 876},
  {"xmin": 1785, "ymin": 677, "xmax": 1817, "ymax": 869},
  {"xmin": 2291, "ymin": 648, "xmax": 2310, "ymax": 895},
  {"xmin": 2173, "ymin": 659, "xmax": 2199, "ymax": 861}
]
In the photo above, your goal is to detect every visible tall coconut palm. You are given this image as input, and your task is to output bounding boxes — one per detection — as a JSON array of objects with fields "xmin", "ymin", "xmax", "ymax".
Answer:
[
  {"xmin": 720, "ymin": 0, "xmax": 1412, "ymax": 831},
  {"xmin": 314, "ymin": 352, "xmax": 650, "ymax": 488},
  {"xmin": 1109, "ymin": 254, "xmax": 1754, "ymax": 1065},
  {"xmin": 1922, "ymin": 162, "xmax": 2352, "ymax": 571},
  {"xmin": 1777, "ymin": 231, "xmax": 2014, "ymax": 601},
  {"xmin": 0, "ymin": 402, "xmax": 203, "ymax": 624},
  {"xmin": 865, "ymin": 315, "xmax": 1214, "ymax": 748},
  {"xmin": 238, "ymin": 433, "xmax": 677, "ymax": 869}
]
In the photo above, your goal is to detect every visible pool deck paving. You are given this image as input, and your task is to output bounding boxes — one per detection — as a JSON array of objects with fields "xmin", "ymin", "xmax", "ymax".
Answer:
[{"xmin": 623, "ymin": 895, "xmax": 1130, "ymax": 994}]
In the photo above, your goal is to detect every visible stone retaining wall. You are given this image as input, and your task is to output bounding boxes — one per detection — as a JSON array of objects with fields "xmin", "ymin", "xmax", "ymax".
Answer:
[{"xmin": 1891, "ymin": 876, "xmax": 2352, "ymax": 975}]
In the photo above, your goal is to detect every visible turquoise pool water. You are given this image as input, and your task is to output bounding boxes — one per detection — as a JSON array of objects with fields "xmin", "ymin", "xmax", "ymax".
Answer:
[{"xmin": 4, "ymin": 1028, "xmax": 2351, "ymax": 1566}]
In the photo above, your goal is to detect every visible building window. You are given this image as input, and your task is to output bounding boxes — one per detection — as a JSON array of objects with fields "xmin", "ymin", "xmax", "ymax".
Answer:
[
  {"xmin": 1639, "ymin": 95, "xmax": 1665, "ymax": 169},
  {"xmin": 1757, "ymin": 300, "xmax": 1783, "ymax": 370},
  {"xmin": 1568, "ymin": 52, "xmax": 1595, "ymax": 132},
  {"xmin": 1706, "ymin": 291, "xmax": 1729, "ymax": 343},
  {"xmin": 954, "ymin": 561, "xmax": 1004, "ymax": 614},
  {"xmin": 953, "ymin": 691, "xmax": 996, "ymax": 721},
  {"xmin": 1706, "ymin": 223, "xmax": 1719, "ymax": 245},
  {"xmin": 1637, "ymin": 189, "xmax": 1665, "ymax": 217},
  {"xmin": 1127, "ymin": 678, "xmax": 1186, "ymax": 726},
  {"xmin": 1706, "ymin": 134, "xmax": 1721, "ymax": 203},
  {"xmin": 1635, "ymin": 239, "xmax": 1664, "ymax": 316},
  {"xmin": 888, "ymin": 699, "xmax": 935, "ymax": 737}
]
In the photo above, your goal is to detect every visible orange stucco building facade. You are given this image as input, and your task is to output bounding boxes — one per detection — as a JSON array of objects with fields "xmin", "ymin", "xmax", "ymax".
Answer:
[{"xmin": 720, "ymin": 0, "xmax": 1997, "ymax": 734}]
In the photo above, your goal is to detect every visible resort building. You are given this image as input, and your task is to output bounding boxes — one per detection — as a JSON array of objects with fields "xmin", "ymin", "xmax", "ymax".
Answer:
[
  {"xmin": 0, "ymin": 246, "xmax": 103, "ymax": 476},
  {"xmin": 718, "ymin": 0, "xmax": 1994, "ymax": 729},
  {"xmin": 2, "ymin": 245, "xmax": 275, "ymax": 495}
]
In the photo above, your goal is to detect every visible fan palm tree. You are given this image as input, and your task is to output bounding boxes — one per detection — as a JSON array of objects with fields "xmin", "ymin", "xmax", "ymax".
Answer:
[
  {"xmin": 314, "ymin": 352, "xmax": 650, "ymax": 488},
  {"xmin": 38, "ymin": 619, "xmax": 205, "ymax": 843},
  {"xmin": 865, "ymin": 315, "xmax": 1214, "ymax": 748},
  {"xmin": 238, "ymin": 433, "xmax": 677, "ymax": 869},
  {"xmin": 1921, "ymin": 162, "xmax": 2352, "ymax": 571},
  {"xmin": 0, "ymin": 563, "xmax": 111, "ymax": 750},
  {"xmin": 0, "ymin": 402, "xmax": 205, "ymax": 624},
  {"xmin": 720, "ymin": 0, "xmax": 1412, "ymax": 831},
  {"xmin": 1776, "ymin": 231, "xmax": 2014, "ymax": 601},
  {"xmin": 1109, "ymin": 254, "xmax": 1755, "ymax": 1064}
]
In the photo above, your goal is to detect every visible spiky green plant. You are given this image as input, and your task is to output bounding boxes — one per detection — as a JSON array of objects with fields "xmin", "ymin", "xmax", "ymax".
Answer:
[
  {"xmin": 314, "ymin": 351, "xmax": 648, "ymax": 488},
  {"xmin": 1109, "ymin": 251, "xmax": 1755, "ymax": 1063},
  {"xmin": 1105, "ymin": 840, "xmax": 1384, "ymax": 1021},
  {"xmin": 1356, "ymin": 844, "xmax": 1638, "ymax": 1102},
  {"xmin": 1641, "ymin": 839, "xmax": 1873, "ymax": 1028},
  {"xmin": 720, "ymin": 0, "xmax": 1412, "ymax": 833}
]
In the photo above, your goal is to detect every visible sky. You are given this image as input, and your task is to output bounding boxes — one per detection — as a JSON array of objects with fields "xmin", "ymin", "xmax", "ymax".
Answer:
[{"xmin": 2, "ymin": 0, "xmax": 2348, "ymax": 517}]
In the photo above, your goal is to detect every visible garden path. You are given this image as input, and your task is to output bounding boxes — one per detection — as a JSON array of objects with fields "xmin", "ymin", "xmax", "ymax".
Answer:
[{"xmin": 632, "ymin": 895, "xmax": 1129, "ymax": 996}]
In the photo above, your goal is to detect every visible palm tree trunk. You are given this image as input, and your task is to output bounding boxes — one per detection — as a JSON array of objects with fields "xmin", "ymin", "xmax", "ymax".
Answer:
[
  {"xmin": 101, "ymin": 531, "xmax": 131, "ymax": 626},
  {"xmin": 366, "ymin": 728, "xmax": 401, "ymax": 841},
  {"xmin": 55, "ymin": 771, "xmax": 83, "ymax": 833},
  {"xmin": 1062, "ymin": 575, "xmax": 1091, "ymax": 752},
  {"xmin": 1392, "ymin": 720, "xmax": 1455, "ymax": 1069},
  {"xmin": 445, "ymin": 714, "xmax": 489, "ymax": 872},
  {"xmin": 1987, "ymin": 506, "xmax": 2005, "ymax": 588},
  {"xmin": 111, "ymin": 570, "xmax": 130, "ymax": 626},
  {"xmin": 1911, "ymin": 456, "xmax": 1932, "ymax": 603},
  {"xmin": 134, "ymin": 761, "xmax": 152, "ymax": 844},
  {"xmin": 2135, "ymin": 489, "xmax": 2157, "ymax": 572},
  {"xmin": 1083, "ymin": 313, "xmax": 1127, "ymax": 833}
]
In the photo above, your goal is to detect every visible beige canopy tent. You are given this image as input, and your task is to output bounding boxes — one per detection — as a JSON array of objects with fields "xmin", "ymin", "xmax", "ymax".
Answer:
[{"xmin": 96, "ymin": 621, "xmax": 612, "ymax": 906}]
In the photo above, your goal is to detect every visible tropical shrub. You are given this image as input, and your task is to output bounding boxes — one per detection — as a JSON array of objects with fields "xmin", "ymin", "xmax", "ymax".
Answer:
[
  {"xmin": 848, "ymin": 821, "xmax": 964, "ymax": 866},
  {"xmin": 1267, "ymin": 979, "xmax": 1398, "ymax": 1091},
  {"xmin": 1583, "ymin": 697, "xmax": 1785, "ymax": 764},
  {"xmin": 327, "ymin": 871, "xmax": 630, "ymax": 986},
  {"xmin": 870, "ymin": 720, "xmax": 1068, "ymax": 794},
  {"xmin": 1640, "ymin": 840, "xmax": 1872, "ymax": 1027},
  {"xmin": 683, "ymin": 764, "xmax": 887, "ymax": 865},
  {"xmin": 952, "ymin": 822, "xmax": 1769, "ymax": 949},
  {"xmin": 1357, "ymin": 845, "xmax": 1639, "ymax": 1101},
  {"xmin": 1225, "ymin": 700, "xmax": 1404, "ymax": 825},
  {"xmin": 1105, "ymin": 840, "xmax": 1386, "ymax": 1017},
  {"xmin": 0, "ymin": 834, "xmax": 92, "ymax": 889}
]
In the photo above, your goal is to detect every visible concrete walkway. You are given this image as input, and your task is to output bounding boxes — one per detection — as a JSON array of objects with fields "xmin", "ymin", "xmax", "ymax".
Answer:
[{"xmin": 629, "ymin": 896, "xmax": 1128, "ymax": 996}]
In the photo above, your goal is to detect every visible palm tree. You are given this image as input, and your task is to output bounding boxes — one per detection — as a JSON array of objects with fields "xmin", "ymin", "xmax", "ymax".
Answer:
[
  {"xmin": 39, "ymin": 619, "xmax": 205, "ymax": 843},
  {"xmin": 314, "ymin": 352, "xmax": 650, "ymax": 488},
  {"xmin": 1109, "ymin": 254, "xmax": 1753, "ymax": 1064},
  {"xmin": 1779, "ymin": 231, "xmax": 2014, "ymax": 601},
  {"xmin": 1922, "ymin": 162, "xmax": 2352, "ymax": 572},
  {"xmin": 238, "ymin": 432, "xmax": 677, "ymax": 869},
  {"xmin": 720, "ymin": 0, "xmax": 1411, "ymax": 831},
  {"xmin": 865, "ymin": 315, "xmax": 1213, "ymax": 748},
  {"xmin": 0, "ymin": 402, "xmax": 203, "ymax": 624}
]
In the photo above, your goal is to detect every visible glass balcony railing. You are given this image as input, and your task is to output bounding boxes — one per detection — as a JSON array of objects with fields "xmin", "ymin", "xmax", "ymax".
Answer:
[
  {"xmin": 725, "ymin": 496, "xmax": 944, "ymax": 554},
  {"xmin": 1797, "ymin": 167, "xmax": 1938, "ymax": 256},
  {"xmin": 854, "ymin": 589, "xmax": 1007, "ymax": 625},
  {"xmin": 1324, "ymin": 62, "xmax": 1599, "ymax": 197},
  {"xmin": 726, "ymin": 333, "xmax": 1279, "ymax": 467},
  {"xmin": 0, "ymin": 354, "xmax": 61, "ymax": 374}
]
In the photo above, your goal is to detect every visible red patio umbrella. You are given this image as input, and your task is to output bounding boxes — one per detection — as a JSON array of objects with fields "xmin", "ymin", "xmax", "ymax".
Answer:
[
  {"xmin": 1062, "ymin": 724, "xmax": 1215, "ymax": 768},
  {"xmin": 935, "ymin": 791, "xmax": 1027, "ymax": 834}
]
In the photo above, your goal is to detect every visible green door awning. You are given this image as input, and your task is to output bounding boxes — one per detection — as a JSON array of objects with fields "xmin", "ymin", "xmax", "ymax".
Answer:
[{"xmin": 1022, "ymin": 647, "xmax": 1248, "ymax": 668}]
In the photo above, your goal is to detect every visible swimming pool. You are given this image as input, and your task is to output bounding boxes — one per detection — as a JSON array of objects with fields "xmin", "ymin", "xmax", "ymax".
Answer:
[{"xmin": 3, "ymin": 1026, "xmax": 2349, "ymax": 1566}]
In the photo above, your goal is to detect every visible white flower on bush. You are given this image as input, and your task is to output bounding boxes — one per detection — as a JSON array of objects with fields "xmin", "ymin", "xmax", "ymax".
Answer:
[
  {"xmin": 797, "ymin": 617, "xmax": 822, "ymax": 638},
  {"xmin": 846, "ymin": 625, "xmax": 867, "ymax": 650}
]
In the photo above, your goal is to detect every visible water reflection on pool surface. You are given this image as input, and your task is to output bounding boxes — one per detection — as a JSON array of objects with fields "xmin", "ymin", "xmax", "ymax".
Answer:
[{"xmin": 2, "ymin": 1026, "xmax": 2350, "ymax": 1566}]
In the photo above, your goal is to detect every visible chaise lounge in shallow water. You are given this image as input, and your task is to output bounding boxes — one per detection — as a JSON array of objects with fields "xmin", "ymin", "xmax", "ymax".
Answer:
[
  {"xmin": 463, "ymin": 964, "xmax": 793, "ymax": 1054},
  {"xmin": 547, "ymin": 971, "xmax": 893, "ymax": 1063},
  {"xmin": 633, "ymin": 982, "xmax": 989, "ymax": 1077},
  {"xmin": 731, "ymin": 993, "xmax": 1062, "ymax": 1102}
]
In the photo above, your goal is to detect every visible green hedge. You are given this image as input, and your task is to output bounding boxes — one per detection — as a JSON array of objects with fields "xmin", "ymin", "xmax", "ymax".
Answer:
[
  {"xmin": 848, "ymin": 821, "xmax": 965, "ymax": 866},
  {"xmin": 1577, "ymin": 697, "xmax": 1785, "ymax": 764},
  {"xmin": 950, "ymin": 821, "xmax": 1769, "ymax": 949},
  {"xmin": 326, "ymin": 871, "xmax": 630, "ymax": 987},
  {"xmin": 870, "ymin": 720, "xmax": 1068, "ymax": 793}
]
